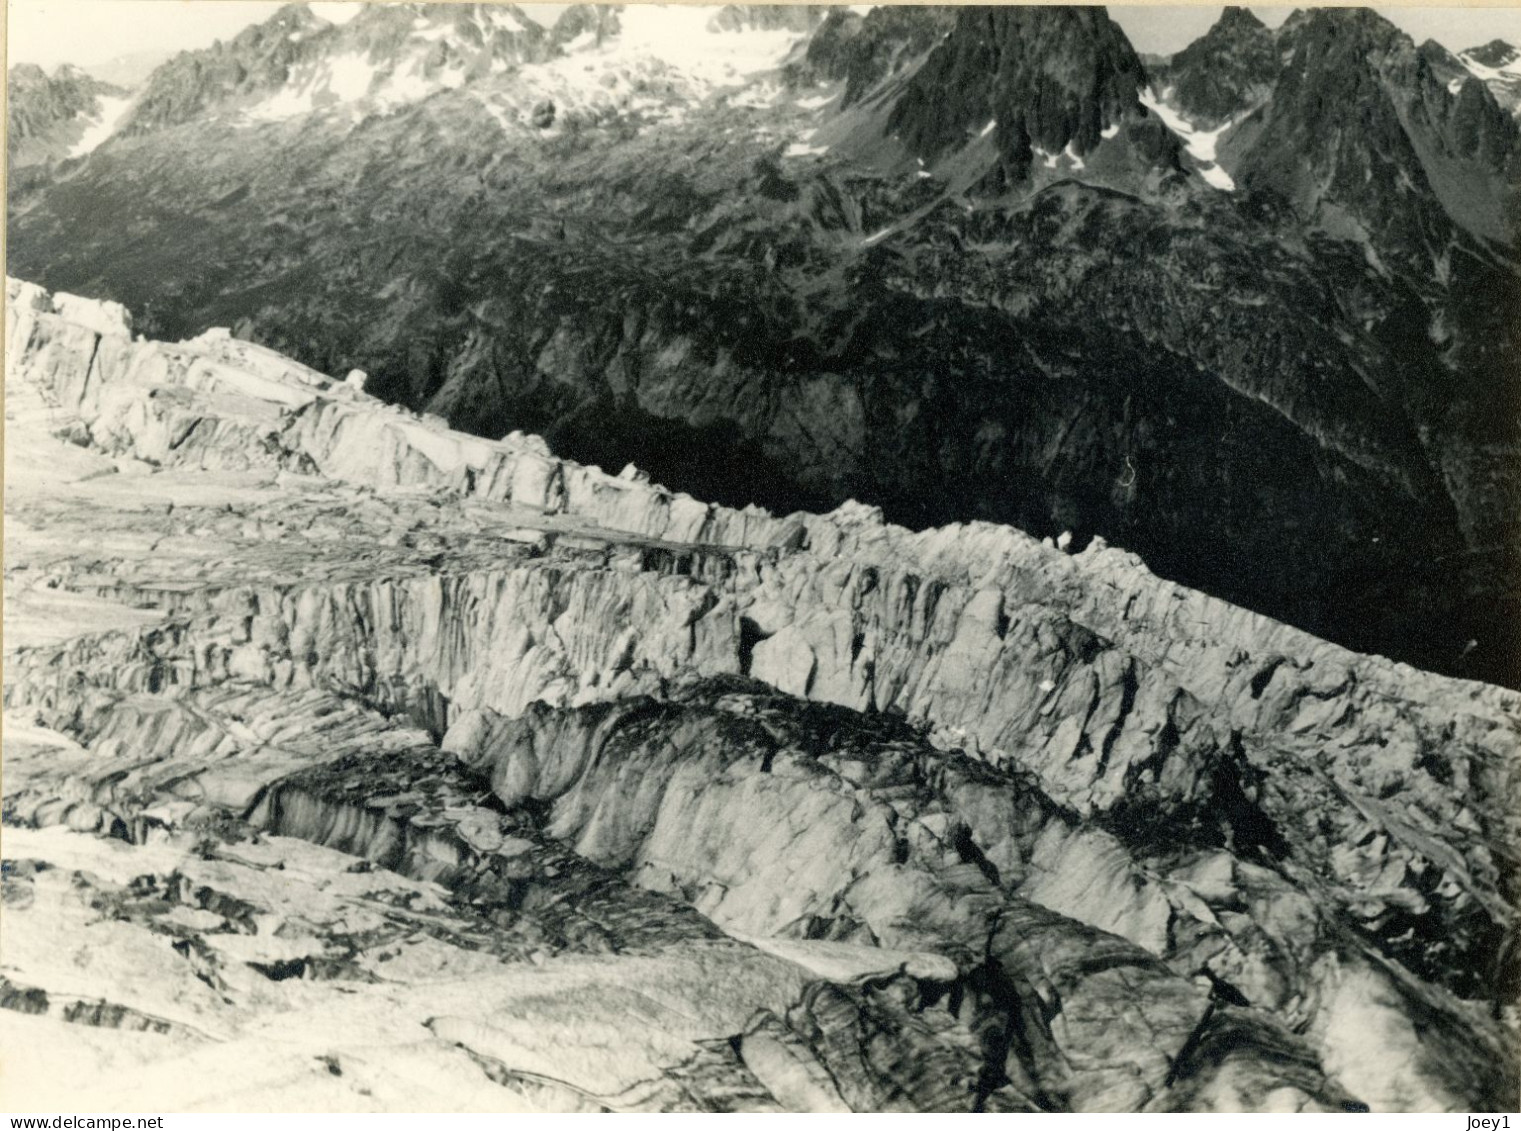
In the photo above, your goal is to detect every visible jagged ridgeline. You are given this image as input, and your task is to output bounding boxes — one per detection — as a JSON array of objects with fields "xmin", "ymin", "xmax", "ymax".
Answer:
[{"xmin": 8, "ymin": 3, "xmax": 1521, "ymax": 687}]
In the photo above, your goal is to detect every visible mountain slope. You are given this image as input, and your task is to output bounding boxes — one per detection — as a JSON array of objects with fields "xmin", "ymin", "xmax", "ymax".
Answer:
[
  {"xmin": 7, "ymin": 3, "xmax": 1520, "ymax": 689},
  {"xmin": 1459, "ymin": 38, "xmax": 1521, "ymax": 114},
  {"xmin": 6, "ymin": 63, "xmax": 132, "ymax": 167},
  {"xmin": 885, "ymin": 4, "xmax": 1162, "ymax": 189},
  {"xmin": 1232, "ymin": 9, "xmax": 1519, "ymax": 252}
]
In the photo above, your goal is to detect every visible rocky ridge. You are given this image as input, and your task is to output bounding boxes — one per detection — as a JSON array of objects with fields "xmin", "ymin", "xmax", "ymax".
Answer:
[
  {"xmin": 6, "ymin": 63, "xmax": 132, "ymax": 168},
  {"xmin": 1458, "ymin": 38, "xmax": 1521, "ymax": 115},
  {"xmin": 9, "ymin": 5, "xmax": 1520, "ymax": 691},
  {"xmin": 1232, "ymin": 8, "xmax": 1519, "ymax": 253},
  {"xmin": 117, "ymin": 2, "xmax": 558, "ymax": 135},
  {"xmin": 3, "ymin": 281, "xmax": 1518, "ymax": 1111}
]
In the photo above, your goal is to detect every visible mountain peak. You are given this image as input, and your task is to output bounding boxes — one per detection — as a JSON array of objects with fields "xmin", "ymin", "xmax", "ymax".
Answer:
[
  {"xmin": 1216, "ymin": 6, "xmax": 1266, "ymax": 33},
  {"xmin": 1236, "ymin": 2, "xmax": 1518, "ymax": 250},
  {"xmin": 786, "ymin": 5, "xmax": 956, "ymax": 108},
  {"xmin": 550, "ymin": 4, "xmax": 622, "ymax": 49},
  {"xmin": 7, "ymin": 59, "xmax": 129, "ymax": 166},
  {"xmin": 248, "ymin": 1, "xmax": 329, "ymax": 39},
  {"xmin": 1159, "ymin": 0, "xmax": 1277, "ymax": 124},
  {"xmin": 1295, "ymin": 6, "xmax": 1407, "ymax": 54},
  {"xmin": 117, "ymin": 0, "xmax": 562, "ymax": 134},
  {"xmin": 1418, "ymin": 38, "xmax": 1462, "ymax": 65},
  {"xmin": 9, "ymin": 62, "xmax": 48, "ymax": 84},
  {"xmin": 886, "ymin": 5, "xmax": 1156, "ymax": 182},
  {"xmin": 1463, "ymin": 38, "xmax": 1518, "ymax": 68},
  {"xmin": 1455, "ymin": 37, "xmax": 1521, "ymax": 115}
]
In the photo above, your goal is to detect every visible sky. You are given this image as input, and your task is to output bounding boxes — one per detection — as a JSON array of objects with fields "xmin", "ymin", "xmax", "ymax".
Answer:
[{"xmin": 7, "ymin": 0, "xmax": 1521, "ymax": 71}]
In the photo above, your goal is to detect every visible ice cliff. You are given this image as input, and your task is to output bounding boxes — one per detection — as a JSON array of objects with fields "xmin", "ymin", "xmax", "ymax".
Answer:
[{"xmin": 3, "ymin": 278, "xmax": 1517, "ymax": 1111}]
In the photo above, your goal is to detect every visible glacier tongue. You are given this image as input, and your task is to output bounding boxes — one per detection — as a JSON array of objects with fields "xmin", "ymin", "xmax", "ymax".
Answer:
[{"xmin": 3, "ymin": 278, "xmax": 1518, "ymax": 1112}]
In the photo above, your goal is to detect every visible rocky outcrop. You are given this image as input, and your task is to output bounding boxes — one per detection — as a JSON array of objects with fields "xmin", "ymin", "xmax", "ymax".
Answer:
[
  {"xmin": 1152, "ymin": 7, "xmax": 1277, "ymax": 126},
  {"xmin": 118, "ymin": 3, "xmax": 334, "ymax": 135},
  {"xmin": 548, "ymin": 4, "xmax": 621, "ymax": 51},
  {"xmin": 4, "ymin": 281, "xmax": 1518, "ymax": 1111},
  {"xmin": 7, "ymin": 62, "xmax": 130, "ymax": 167},
  {"xmin": 785, "ymin": 6, "xmax": 957, "ymax": 107}
]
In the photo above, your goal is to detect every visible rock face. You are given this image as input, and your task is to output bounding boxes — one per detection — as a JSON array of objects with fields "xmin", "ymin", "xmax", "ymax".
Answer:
[
  {"xmin": 6, "ymin": 63, "xmax": 132, "ymax": 168},
  {"xmin": 8, "ymin": 5, "xmax": 1520, "ymax": 691},
  {"xmin": 786, "ymin": 5, "xmax": 958, "ymax": 106},
  {"xmin": 1152, "ymin": 7, "xmax": 1277, "ymax": 126},
  {"xmin": 886, "ymin": 5, "xmax": 1161, "ymax": 176},
  {"xmin": 4, "ymin": 281, "xmax": 1519, "ymax": 1112},
  {"xmin": 1234, "ymin": 9, "xmax": 1519, "ymax": 252}
]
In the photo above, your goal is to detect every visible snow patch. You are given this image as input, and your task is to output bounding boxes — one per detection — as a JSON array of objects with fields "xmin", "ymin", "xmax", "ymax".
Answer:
[
  {"xmin": 498, "ymin": 3, "xmax": 808, "ymax": 123},
  {"xmin": 1062, "ymin": 141, "xmax": 1085, "ymax": 171},
  {"xmin": 979, "ymin": 119, "xmax": 997, "ymax": 138},
  {"xmin": 246, "ymin": 51, "xmax": 387, "ymax": 120},
  {"xmin": 617, "ymin": 5, "xmax": 803, "ymax": 86},
  {"xmin": 374, "ymin": 61, "xmax": 437, "ymax": 108},
  {"xmin": 1200, "ymin": 163, "xmax": 1236, "ymax": 191},
  {"xmin": 68, "ymin": 94, "xmax": 133, "ymax": 157},
  {"xmin": 1101, "ymin": 123, "xmax": 1119, "ymax": 139},
  {"xmin": 238, "ymin": 3, "xmax": 812, "ymax": 133},
  {"xmin": 247, "ymin": 82, "xmax": 315, "ymax": 122},
  {"xmin": 784, "ymin": 141, "xmax": 827, "ymax": 157},
  {"xmin": 1458, "ymin": 52, "xmax": 1521, "ymax": 82},
  {"xmin": 486, "ymin": 9, "xmax": 527, "ymax": 35},
  {"xmin": 1140, "ymin": 87, "xmax": 1237, "ymax": 191},
  {"xmin": 327, "ymin": 52, "xmax": 377, "ymax": 101},
  {"xmin": 862, "ymin": 227, "xmax": 892, "ymax": 246}
]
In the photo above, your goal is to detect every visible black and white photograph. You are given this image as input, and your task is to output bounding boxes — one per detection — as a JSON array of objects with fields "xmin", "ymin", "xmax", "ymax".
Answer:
[{"xmin": 3, "ymin": 0, "xmax": 1520, "ymax": 1113}]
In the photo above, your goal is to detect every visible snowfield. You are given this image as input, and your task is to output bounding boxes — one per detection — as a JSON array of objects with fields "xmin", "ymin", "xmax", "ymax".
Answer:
[
  {"xmin": 240, "ymin": 4, "xmax": 811, "ymax": 129},
  {"xmin": 69, "ymin": 94, "xmax": 134, "ymax": 158},
  {"xmin": 1139, "ymin": 87, "xmax": 1237, "ymax": 191}
]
